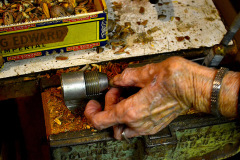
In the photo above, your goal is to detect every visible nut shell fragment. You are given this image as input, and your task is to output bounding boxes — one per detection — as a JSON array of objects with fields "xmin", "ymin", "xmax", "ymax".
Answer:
[
  {"xmin": 15, "ymin": 13, "xmax": 24, "ymax": 23},
  {"xmin": 62, "ymin": 2, "xmax": 74, "ymax": 14},
  {"xmin": 75, "ymin": 6, "xmax": 87, "ymax": 14},
  {"xmin": 3, "ymin": 12, "xmax": 13, "ymax": 25},
  {"xmin": 50, "ymin": 5, "xmax": 67, "ymax": 18},
  {"xmin": 42, "ymin": 2, "xmax": 50, "ymax": 18}
]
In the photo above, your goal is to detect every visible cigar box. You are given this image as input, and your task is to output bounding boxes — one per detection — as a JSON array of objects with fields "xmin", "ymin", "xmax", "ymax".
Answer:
[{"xmin": 0, "ymin": 0, "xmax": 108, "ymax": 64}]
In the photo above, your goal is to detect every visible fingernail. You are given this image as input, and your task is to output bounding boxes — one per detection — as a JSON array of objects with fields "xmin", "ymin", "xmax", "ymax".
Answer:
[{"xmin": 109, "ymin": 79, "xmax": 118, "ymax": 87}]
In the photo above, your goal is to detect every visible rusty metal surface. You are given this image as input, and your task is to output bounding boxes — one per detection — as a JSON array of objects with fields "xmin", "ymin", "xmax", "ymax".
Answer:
[
  {"xmin": 49, "ymin": 129, "xmax": 113, "ymax": 148},
  {"xmin": 0, "ymin": 78, "xmax": 39, "ymax": 101}
]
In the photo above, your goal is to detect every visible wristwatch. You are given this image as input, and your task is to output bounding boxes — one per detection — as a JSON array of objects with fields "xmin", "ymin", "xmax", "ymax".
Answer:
[{"xmin": 211, "ymin": 67, "xmax": 229, "ymax": 117}]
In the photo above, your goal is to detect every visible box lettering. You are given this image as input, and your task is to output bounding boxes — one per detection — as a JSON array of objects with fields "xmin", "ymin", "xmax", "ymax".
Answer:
[{"xmin": 0, "ymin": 26, "xmax": 68, "ymax": 50}]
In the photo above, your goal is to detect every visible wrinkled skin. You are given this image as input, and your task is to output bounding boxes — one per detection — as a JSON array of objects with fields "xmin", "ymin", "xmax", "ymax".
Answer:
[{"xmin": 84, "ymin": 56, "xmax": 218, "ymax": 140}]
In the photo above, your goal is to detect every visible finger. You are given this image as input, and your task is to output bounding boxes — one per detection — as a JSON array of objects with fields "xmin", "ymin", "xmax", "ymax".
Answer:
[
  {"xmin": 113, "ymin": 87, "xmax": 154, "ymax": 124},
  {"xmin": 112, "ymin": 64, "xmax": 156, "ymax": 88},
  {"xmin": 113, "ymin": 124, "xmax": 125, "ymax": 140},
  {"xmin": 104, "ymin": 89, "xmax": 124, "ymax": 140},
  {"xmin": 84, "ymin": 100, "xmax": 102, "ymax": 120},
  {"xmin": 123, "ymin": 127, "xmax": 141, "ymax": 139},
  {"xmin": 84, "ymin": 100, "xmax": 118, "ymax": 130},
  {"xmin": 85, "ymin": 89, "xmax": 143, "ymax": 130},
  {"xmin": 105, "ymin": 88, "xmax": 121, "ymax": 109},
  {"xmin": 86, "ymin": 84, "xmax": 155, "ymax": 130}
]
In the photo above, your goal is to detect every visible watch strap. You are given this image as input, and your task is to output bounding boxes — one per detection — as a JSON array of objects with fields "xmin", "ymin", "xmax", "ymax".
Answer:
[{"xmin": 211, "ymin": 67, "xmax": 229, "ymax": 117}]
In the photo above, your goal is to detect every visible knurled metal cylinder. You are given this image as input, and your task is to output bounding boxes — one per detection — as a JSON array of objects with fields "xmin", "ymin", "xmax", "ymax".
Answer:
[
  {"xmin": 61, "ymin": 71, "xmax": 109, "ymax": 112},
  {"xmin": 61, "ymin": 71, "xmax": 109, "ymax": 100},
  {"xmin": 84, "ymin": 71, "xmax": 109, "ymax": 96}
]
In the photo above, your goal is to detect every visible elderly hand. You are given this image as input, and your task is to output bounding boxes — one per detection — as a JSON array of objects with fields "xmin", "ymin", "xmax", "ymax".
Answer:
[{"xmin": 84, "ymin": 56, "xmax": 228, "ymax": 140}]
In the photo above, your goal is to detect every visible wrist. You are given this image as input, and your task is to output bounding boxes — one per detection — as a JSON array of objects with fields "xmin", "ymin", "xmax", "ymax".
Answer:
[
  {"xmin": 192, "ymin": 66, "xmax": 217, "ymax": 114},
  {"xmin": 219, "ymin": 71, "xmax": 240, "ymax": 118},
  {"xmin": 193, "ymin": 66, "xmax": 240, "ymax": 118}
]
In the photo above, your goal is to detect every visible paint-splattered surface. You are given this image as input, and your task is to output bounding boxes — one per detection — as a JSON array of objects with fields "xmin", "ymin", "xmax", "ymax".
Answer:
[{"xmin": 0, "ymin": 0, "xmax": 226, "ymax": 79}]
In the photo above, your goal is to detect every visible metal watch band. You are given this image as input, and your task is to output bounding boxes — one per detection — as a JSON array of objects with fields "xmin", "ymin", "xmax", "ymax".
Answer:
[{"xmin": 211, "ymin": 67, "xmax": 229, "ymax": 117}]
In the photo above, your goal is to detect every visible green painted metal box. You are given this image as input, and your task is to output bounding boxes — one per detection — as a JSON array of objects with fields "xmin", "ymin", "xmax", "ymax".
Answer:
[{"xmin": 49, "ymin": 114, "xmax": 240, "ymax": 160}]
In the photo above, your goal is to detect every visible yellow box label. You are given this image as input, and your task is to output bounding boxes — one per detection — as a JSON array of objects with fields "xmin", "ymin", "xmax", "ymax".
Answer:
[
  {"xmin": 1, "ymin": 21, "xmax": 102, "ymax": 57},
  {"xmin": 62, "ymin": 21, "xmax": 98, "ymax": 44},
  {"xmin": 0, "ymin": 27, "xmax": 68, "ymax": 51}
]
